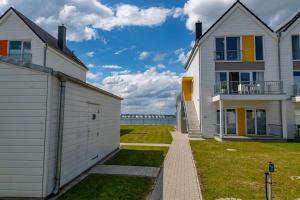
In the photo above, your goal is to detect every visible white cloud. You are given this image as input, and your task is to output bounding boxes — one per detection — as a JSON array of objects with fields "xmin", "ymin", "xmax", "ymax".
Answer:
[
  {"xmin": 87, "ymin": 63, "xmax": 95, "ymax": 68},
  {"xmin": 86, "ymin": 51, "xmax": 95, "ymax": 57},
  {"xmin": 101, "ymin": 67, "xmax": 180, "ymax": 114},
  {"xmin": 102, "ymin": 65, "xmax": 123, "ymax": 69},
  {"xmin": 114, "ymin": 48, "xmax": 128, "ymax": 55},
  {"xmin": 153, "ymin": 53, "xmax": 167, "ymax": 62},
  {"xmin": 174, "ymin": 48, "xmax": 191, "ymax": 65},
  {"xmin": 183, "ymin": 0, "xmax": 300, "ymax": 32},
  {"xmin": 138, "ymin": 51, "xmax": 150, "ymax": 60},
  {"xmin": 172, "ymin": 7, "xmax": 184, "ymax": 18},
  {"xmin": 0, "ymin": 0, "xmax": 176, "ymax": 41},
  {"xmin": 86, "ymin": 71, "xmax": 102, "ymax": 81}
]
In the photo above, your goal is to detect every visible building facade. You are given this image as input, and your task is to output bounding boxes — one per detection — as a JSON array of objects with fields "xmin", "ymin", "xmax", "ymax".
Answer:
[{"xmin": 178, "ymin": 1, "xmax": 300, "ymax": 140}]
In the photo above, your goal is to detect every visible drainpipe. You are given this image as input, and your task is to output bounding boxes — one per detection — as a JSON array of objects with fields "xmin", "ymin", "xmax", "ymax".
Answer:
[
  {"xmin": 52, "ymin": 79, "xmax": 66, "ymax": 195},
  {"xmin": 277, "ymin": 32, "xmax": 284, "ymax": 137}
]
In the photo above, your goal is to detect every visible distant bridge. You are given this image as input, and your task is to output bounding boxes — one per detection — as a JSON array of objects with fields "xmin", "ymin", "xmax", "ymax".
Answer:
[{"xmin": 120, "ymin": 114, "xmax": 176, "ymax": 119}]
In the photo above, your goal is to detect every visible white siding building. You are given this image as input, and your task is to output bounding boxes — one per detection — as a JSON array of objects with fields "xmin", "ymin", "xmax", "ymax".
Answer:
[
  {"xmin": 0, "ymin": 7, "xmax": 122, "ymax": 199},
  {"xmin": 178, "ymin": 1, "xmax": 299, "ymax": 140}
]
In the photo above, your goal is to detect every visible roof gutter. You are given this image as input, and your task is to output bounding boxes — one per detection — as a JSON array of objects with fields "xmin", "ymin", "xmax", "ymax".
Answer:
[{"xmin": 51, "ymin": 79, "xmax": 66, "ymax": 195}]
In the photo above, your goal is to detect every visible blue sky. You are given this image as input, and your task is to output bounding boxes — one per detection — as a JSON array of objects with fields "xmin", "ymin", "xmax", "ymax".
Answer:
[{"xmin": 1, "ymin": 0, "xmax": 300, "ymax": 114}]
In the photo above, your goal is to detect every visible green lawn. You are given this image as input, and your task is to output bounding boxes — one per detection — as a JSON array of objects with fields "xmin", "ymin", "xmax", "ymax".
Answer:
[
  {"xmin": 120, "ymin": 125, "xmax": 173, "ymax": 144},
  {"xmin": 191, "ymin": 140, "xmax": 300, "ymax": 200},
  {"xmin": 105, "ymin": 146, "xmax": 168, "ymax": 167},
  {"xmin": 58, "ymin": 174, "xmax": 153, "ymax": 200}
]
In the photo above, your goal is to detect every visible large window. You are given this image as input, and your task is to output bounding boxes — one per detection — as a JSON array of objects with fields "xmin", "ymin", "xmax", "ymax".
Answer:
[
  {"xmin": 226, "ymin": 37, "xmax": 240, "ymax": 60},
  {"xmin": 8, "ymin": 41, "xmax": 31, "ymax": 62},
  {"xmin": 215, "ymin": 37, "xmax": 240, "ymax": 61},
  {"xmin": 292, "ymin": 35, "xmax": 300, "ymax": 60},
  {"xmin": 255, "ymin": 36, "xmax": 264, "ymax": 60},
  {"xmin": 294, "ymin": 71, "xmax": 300, "ymax": 84}
]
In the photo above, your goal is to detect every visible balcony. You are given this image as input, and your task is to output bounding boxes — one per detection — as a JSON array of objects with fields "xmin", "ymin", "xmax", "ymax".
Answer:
[
  {"xmin": 6, "ymin": 53, "xmax": 32, "ymax": 63},
  {"xmin": 213, "ymin": 81, "xmax": 287, "ymax": 102},
  {"xmin": 215, "ymin": 50, "xmax": 242, "ymax": 61}
]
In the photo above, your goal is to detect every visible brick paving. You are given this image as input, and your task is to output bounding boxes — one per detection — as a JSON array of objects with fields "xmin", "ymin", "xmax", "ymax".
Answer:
[
  {"xmin": 150, "ymin": 131, "xmax": 202, "ymax": 200},
  {"xmin": 121, "ymin": 143, "xmax": 170, "ymax": 147},
  {"xmin": 89, "ymin": 165, "xmax": 160, "ymax": 177}
]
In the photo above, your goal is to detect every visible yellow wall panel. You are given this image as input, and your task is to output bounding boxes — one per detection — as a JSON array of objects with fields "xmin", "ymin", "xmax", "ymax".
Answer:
[
  {"xmin": 237, "ymin": 108, "xmax": 246, "ymax": 136},
  {"xmin": 242, "ymin": 35, "xmax": 254, "ymax": 62},
  {"xmin": 182, "ymin": 77, "xmax": 193, "ymax": 101}
]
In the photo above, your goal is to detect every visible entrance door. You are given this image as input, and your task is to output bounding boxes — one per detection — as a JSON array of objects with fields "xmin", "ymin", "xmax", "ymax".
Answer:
[
  {"xmin": 229, "ymin": 72, "xmax": 239, "ymax": 93},
  {"xmin": 87, "ymin": 103, "xmax": 100, "ymax": 165},
  {"xmin": 237, "ymin": 108, "xmax": 246, "ymax": 136}
]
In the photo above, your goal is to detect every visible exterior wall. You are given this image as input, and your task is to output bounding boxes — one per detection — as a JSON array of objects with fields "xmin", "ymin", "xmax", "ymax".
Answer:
[
  {"xmin": 0, "ymin": 11, "xmax": 44, "ymax": 65},
  {"xmin": 185, "ymin": 48, "xmax": 200, "ymax": 121},
  {"xmin": 199, "ymin": 6, "xmax": 279, "ymax": 136},
  {"xmin": 46, "ymin": 48, "xmax": 87, "ymax": 81},
  {"xmin": 0, "ymin": 62, "xmax": 48, "ymax": 197},
  {"xmin": 280, "ymin": 18, "xmax": 300, "ymax": 139},
  {"xmin": 0, "ymin": 11, "xmax": 87, "ymax": 82},
  {"xmin": 59, "ymin": 81, "xmax": 120, "ymax": 186}
]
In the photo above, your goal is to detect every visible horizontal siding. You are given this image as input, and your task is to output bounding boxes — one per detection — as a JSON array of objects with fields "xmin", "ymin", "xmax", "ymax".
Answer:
[
  {"xmin": 0, "ymin": 62, "xmax": 47, "ymax": 198},
  {"xmin": 59, "ymin": 81, "xmax": 120, "ymax": 186}
]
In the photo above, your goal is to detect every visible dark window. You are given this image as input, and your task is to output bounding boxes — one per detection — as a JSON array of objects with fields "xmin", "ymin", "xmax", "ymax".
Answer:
[
  {"xmin": 292, "ymin": 35, "xmax": 300, "ymax": 60},
  {"xmin": 255, "ymin": 36, "xmax": 263, "ymax": 60},
  {"xmin": 226, "ymin": 37, "xmax": 240, "ymax": 60},
  {"xmin": 216, "ymin": 38, "xmax": 225, "ymax": 60}
]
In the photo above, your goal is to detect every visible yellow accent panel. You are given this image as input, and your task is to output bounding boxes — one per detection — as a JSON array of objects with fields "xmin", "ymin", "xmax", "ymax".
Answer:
[
  {"xmin": 242, "ymin": 35, "xmax": 255, "ymax": 62},
  {"xmin": 182, "ymin": 77, "xmax": 193, "ymax": 101},
  {"xmin": 237, "ymin": 108, "xmax": 246, "ymax": 136}
]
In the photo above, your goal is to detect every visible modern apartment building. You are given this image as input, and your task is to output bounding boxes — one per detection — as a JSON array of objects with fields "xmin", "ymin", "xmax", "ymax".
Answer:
[{"xmin": 177, "ymin": 1, "xmax": 300, "ymax": 140}]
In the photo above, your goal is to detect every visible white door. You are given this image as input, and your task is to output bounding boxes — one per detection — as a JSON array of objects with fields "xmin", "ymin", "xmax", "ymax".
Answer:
[{"xmin": 87, "ymin": 103, "xmax": 100, "ymax": 165}]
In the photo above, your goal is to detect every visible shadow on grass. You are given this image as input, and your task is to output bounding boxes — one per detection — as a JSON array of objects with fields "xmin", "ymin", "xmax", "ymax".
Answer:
[
  {"xmin": 120, "ymin": 129, "xmax": 134, "ymax": 136},
  {"xmin": 105, "ymin": 149, "xmax": 166, "ymax": 167}
]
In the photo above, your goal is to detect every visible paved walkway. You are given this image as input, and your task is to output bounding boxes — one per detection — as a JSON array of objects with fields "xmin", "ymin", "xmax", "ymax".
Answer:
[
  {"xmin": 121, "ymin": 143, "xmax": 170, "ymax": 147},
  {"xmin": 150, "ymin": 131, "xmax": 202, "ymax": 200},
  {"xmin": 89, "ymin": 165, "xmax": 160, "ymax": 177}
]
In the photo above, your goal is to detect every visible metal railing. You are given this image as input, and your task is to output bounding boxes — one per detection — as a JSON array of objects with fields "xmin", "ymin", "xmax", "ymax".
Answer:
[
  {"xmin": 214, "ymin": 81, "xmax": 283, "ymax": 95},
  {"xmin": 7, "ymin": 53, "xmax": 32, "ymax": 63},
  {"xmin": 215, "ymin": 50, "xmax": 242, "ymax": 61}
]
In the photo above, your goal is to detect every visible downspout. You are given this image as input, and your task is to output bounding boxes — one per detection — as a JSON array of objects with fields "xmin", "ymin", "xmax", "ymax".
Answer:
[
  {"xmin": 277, "ymin": 32, "xmax": 283, "ymax": 137},
  {"xmin": 52, "ymin": 79, "xmax": 66, "ymax": 195},
  {"xmin": 43, "ymin": 43, "xmax": 48, "ymax": 67}
]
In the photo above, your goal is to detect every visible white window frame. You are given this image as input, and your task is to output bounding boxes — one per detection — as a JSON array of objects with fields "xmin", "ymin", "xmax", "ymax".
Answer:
[
  {"xmin": 8, "ymin": 40, "xmax": 31, "ymax": 59},
  {"xmin": 245, "ymin": 108, "xmax": 267, "ymax": 136}
]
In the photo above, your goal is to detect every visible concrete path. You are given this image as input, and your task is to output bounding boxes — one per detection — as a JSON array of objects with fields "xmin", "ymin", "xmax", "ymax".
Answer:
[
  {"xmin": 150, "ymin": 131, "xmax": 202, "ymax": 200},
  {"xmin": 89, "ymin": 165, "xmax": 160, "ymax": 178},
  {"xmin": 121, "ymin": 143, "xmax": 170, "ymax": 147}
]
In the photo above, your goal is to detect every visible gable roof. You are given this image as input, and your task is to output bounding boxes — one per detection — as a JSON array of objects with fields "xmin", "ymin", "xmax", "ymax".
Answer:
[
  {"xmin": 277, "ymin": 11, "xmax": 300, "ymax": 33},
  {"xmin": 185, "ymin": 0, "xmax": 274, "ymax": 70},
  {"xmin": 0, "ymin": 7, "xmax": 88, "ymax": 70}
]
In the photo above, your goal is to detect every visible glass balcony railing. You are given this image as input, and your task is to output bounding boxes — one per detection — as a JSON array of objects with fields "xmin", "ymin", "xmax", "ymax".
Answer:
[
  {"xmin": 214, "ymin": 81, "xmax": 283, "ymax": 95},
  {"xmin": 215, "ymin": 50, "xmax": 242, "ymax": 61},
  {"xmin": 293, "ymin": 84, "xmax": 300, "ymax": 96},
  {"xmin": 7, "ymin": 53, "xmax": 32, "ymax": 63}
]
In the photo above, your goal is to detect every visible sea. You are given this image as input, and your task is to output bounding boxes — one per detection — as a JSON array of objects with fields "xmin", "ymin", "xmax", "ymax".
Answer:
[{"xmin": 121, "ymin": 117, "xmax": 176, "ymax": 125}]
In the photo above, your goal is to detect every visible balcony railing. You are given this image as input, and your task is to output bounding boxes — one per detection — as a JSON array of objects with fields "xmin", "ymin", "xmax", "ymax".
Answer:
[
  {"xmin": 214, "ymin": 81, "xmax": 283, "ymax": 95},
  {"xmin": 7, "ymin": 53, "xmax": 32, "ymax": 63},
  {"xmin": 215, "ymin": 50, "xmax": 242, "ymax": 61}
]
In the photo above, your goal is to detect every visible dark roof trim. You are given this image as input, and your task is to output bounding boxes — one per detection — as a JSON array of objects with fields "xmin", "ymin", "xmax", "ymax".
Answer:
[
  {"xmin": 184, "ymin": 0, "xmax": 274, "ymax": 70},
  {"xmin": 277, "ymin": 11, "xmax": 300, "ymax": 33},
  {"xmin": 0, "ymin": 57, "xmax": 123, "ymax": 100},
  {"xmin": 1, "ymin": 7, "xmax": 88, "ymax": 70}
]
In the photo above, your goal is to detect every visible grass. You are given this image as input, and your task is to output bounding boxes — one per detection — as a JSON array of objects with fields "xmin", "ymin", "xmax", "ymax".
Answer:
[
  {"xmin": 120, "ymin": 125, "xmax": 173, "ymax": 144},
  {"xmin": 105, "ymin": 146, "xmax": 168, "ymax": 167},
  {"xmin": 191, "ymin": 140, "xmax": 300, "ymax": 200},
  {"xmin": 58, "ymin": 174, "xmax": 153, "ymax": 200}
]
